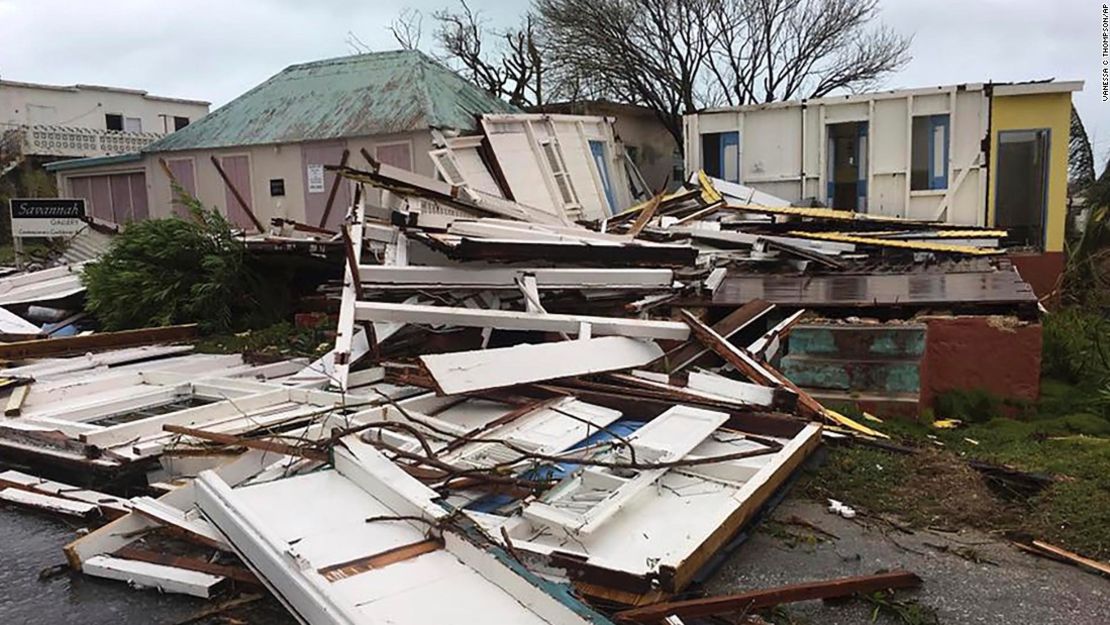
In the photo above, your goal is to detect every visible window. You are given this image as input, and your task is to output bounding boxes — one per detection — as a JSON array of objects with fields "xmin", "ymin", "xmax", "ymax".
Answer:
[
  {"xmin": 123, "ymin": 117, "xmax": 142, "ymax": 133},
  {"xmin": 910, "ymin": 114, "xmax": 949, "ymax": 190},
  {"xmin": 173, "ymin": 116, "xmax": 190, "ymax": 131},
  {"xmin": 269, "ymin": 178, "xmax": 286, "ymax": 197},
  {"xmin": 701, "ymin": 132, "xmax": 740, "ymax": 182},
  {"xmin": 105, "ymin": 114, "xmax": 123, "ymax": 131},
  {"xmin": 540, "ymin": 139, "xmax": 580, "ymax": 208}
]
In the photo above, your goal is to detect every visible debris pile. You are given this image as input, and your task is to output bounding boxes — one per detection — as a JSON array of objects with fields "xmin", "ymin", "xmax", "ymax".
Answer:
[{"xmin": 0, "ymin": 112, "xmax": 1048, "ymax": 624}]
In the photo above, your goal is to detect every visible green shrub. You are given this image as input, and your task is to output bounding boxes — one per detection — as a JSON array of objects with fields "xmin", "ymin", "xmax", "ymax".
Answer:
[
  {"xmin": 82, "ymin": 188, "xmax": 272, "ymax": 333},
  {"xmin": 1042, "ymin": 308, "xmax": 1109, "ymax": 383}
]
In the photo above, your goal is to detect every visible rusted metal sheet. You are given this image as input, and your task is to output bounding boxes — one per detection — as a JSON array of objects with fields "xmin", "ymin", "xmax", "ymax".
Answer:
[{"xmin": 710, "ymin": 270, "xmax": 1037, "ymax": 309}]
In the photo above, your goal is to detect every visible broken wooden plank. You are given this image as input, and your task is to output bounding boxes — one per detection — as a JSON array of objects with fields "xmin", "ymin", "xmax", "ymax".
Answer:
[
  {"xmin": 83, "ymin": 554, "xmax": 227, "ymax": 598},
  {"xmin": 420, "ymin": 337, "xmax": 664, "ymax": 395},
  {"xmin": 0, "ymin": 324, "xmax": 197, "ymax": 360},
  {"xmin": 614, "ymin": 570, "xmax": 922, "ymax": 622},
  {"xmin": 355, "ymin": 302, "xmax": 690, "ymax": 341},
  {"xmin": 1027, "ymin": 540, "xmax": 1110, "ymax": 577},
  {"xmin": 0, "ymin": 487, "xmax": 100, "ymax": 519},
  {"xmin": 0, "ymin": 470, "xmax": 131, "ymax": 518},
  {"xmin": 678, "ymin": 309, "xmax": 779, "ymax": 386},
  {"xmin": 5, "ymin": 383, "xmax": 30, "ymax": 416},
  {"xmin": 658, "ymin": 299, "xmax": 774, "ymax": 372},
  {"xmin": 114, "ymin": 545, "xmax": 260, "ymax": 586}
]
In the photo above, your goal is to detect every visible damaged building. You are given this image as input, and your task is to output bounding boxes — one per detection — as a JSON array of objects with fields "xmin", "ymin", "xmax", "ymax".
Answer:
[{"xmin": 684, "ymin": 80, "xmax": 1082, "ymax": 296}]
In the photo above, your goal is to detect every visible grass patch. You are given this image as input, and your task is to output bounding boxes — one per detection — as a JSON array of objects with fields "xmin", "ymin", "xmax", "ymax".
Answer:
[{"xmin": 804, "ymin": 367, "xmax": 1110, "ymax": 558}]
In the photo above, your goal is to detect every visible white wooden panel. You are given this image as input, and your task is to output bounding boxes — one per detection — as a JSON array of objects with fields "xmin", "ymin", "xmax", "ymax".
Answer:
[
  {"xmin": 355, "ymin": 302, "xmax": 690, "ymax": 341},
  {"xmin": 872, "ymin": 98, "xmax": 908, "ymax": 170},
  {"xmin": 822, "ymin": 102, "xmax": 869, "ymax": 123},
  {"xmin": 741, "ymin": 108, "xmax": 802, "ymax": 183},
  {"xmin": 912, "ymin": 93, "xmax": 950, "ymax": 115},
  {"xmin": 420, "ymin": 337, "xmax": 664, "ymax": 395},
  {"xmin": 83, "ymin": 555, "xmax": 225, "ymax": 598}
]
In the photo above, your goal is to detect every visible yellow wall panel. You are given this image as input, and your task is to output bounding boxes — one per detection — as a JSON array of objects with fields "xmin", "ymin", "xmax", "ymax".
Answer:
[{"xmin": 988, "ymin": 92, "xmax": 1071, "ymax": 252}]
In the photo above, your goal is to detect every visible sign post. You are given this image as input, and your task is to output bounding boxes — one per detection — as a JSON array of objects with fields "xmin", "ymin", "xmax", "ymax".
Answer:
[{"xmin": 8, "ymin": 198, "xmax": 87, "ymax": 269}]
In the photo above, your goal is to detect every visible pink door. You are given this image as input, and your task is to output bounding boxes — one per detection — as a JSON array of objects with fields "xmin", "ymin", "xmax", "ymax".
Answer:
[
  {"xmin": 301, "ymin": 141, "xmax": 350, "ymax": 230},
  {"xmin": 220, "ymin": 155, "xmax": 254, "ymax": 229},
  {"xmin": 90, "ymin": 176, "xmax": 112, "ymax": 221},
  {"xmin": 166, "ymin": 158, "xmax": 196, "ymax": 219},
  {"xmin": 129, "ymin": 172, "xmax": 149, "ymax": 221}
]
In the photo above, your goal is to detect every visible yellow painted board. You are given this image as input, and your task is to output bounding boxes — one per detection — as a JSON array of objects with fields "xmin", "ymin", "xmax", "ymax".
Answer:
[
  {"xmin": 726, "ymin": 203, "xmax": 938, "ymax": 224},
  {"xmin": 987, "ymin": 92, "xmax": 1071, "ymax": 253},
  {"xmin": 785, "ymin": 231, "xmax": 1004, "ymax": 256}
]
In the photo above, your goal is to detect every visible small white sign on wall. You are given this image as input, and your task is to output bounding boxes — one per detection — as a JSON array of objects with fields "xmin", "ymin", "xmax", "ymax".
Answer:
[
  {"xmin": 306, "ymin": 164, "xmax": 326, "ymax": 193},
  {"xmin": 9, "ymin": 198, "xmax": 87, "ymax": 237}
]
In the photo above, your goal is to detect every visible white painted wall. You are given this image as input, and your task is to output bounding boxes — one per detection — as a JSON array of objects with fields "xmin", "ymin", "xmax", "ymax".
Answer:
[
  {"xmin": 0, "ymin": 81, "xmax": 209, "ymax": 134},
  {"xmin": 684, "ymin": 85, "xmax": 989, "ymax": 225}
]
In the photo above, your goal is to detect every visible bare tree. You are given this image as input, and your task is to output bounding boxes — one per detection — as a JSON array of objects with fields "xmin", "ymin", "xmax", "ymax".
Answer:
[
  {"xmin": 389, "ymin": 8, "xmax": 424, "ymax": 50},
  {"xmin": 431, "ymin": 1, "xmax": 551, "ymax": 107},
  {"xmin": 536, "ymin": 0, "xmax": 911, "ymax": 145}
]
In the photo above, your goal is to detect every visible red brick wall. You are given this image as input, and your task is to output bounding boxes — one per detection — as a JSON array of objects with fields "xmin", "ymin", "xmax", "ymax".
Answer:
[
  {"xmin": 919, "ymin": 316, "xmax": 1042, "ymax": 411},
  {"xmin": 1009, "ymin": 252, "xmax": 1065, "ymax": 304}
]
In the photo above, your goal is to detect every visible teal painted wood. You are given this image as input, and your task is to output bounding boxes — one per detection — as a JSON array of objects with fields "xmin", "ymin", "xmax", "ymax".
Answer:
[
  {"xmin": 780, "ymin": 355, "xmax": 921, "ymax": 393},
  {"xmin": 787, "ymin": 324, "xmax": 926, "ymax": 359},
  {"xmin": 144, "ymin": 50, "xmax": 519, "ymax": 153}
]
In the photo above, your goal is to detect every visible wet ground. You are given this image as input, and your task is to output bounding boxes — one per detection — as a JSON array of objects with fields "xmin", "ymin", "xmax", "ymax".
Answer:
[
  {"xmin": 707, "ymin": 498, "xmax": 1110, "ymax": 624},
  {"xmin": 3, "ymin": 494, "xmax": 1107, "ymax": 624},
  {"xmin": 0, "ymin": 506, "xmax": 294, "ymax": 625}
]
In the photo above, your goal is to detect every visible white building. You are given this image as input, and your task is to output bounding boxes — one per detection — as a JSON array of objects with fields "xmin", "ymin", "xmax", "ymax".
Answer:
[
  {"xmin": 1, "ymin": 79, "xmax": 209, "ymax": 174},
  {"xmin": 683, "ymin": 80, "xmax": 1082, "ymax": 256}
]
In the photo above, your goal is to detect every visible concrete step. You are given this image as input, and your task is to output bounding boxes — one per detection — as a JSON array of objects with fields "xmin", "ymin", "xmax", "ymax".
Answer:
[{"xmin": 787, "ymin": 324, "xmax": 926, "ymax": 360}]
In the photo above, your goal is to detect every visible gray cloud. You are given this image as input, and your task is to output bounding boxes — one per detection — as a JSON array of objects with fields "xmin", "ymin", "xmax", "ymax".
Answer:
[{"xmin": 1, "ymin": 0, "xmax": 1105, "ymax": 162}]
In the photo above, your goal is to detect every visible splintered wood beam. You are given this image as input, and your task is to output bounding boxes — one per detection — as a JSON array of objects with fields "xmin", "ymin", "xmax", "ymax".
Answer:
[
  {"xmin": 210, "ymin": 156, "xmax": 265, "ymax": 232},
  {"xmin": 659, "ymin": 299, "xmax": 774, "ymax": 372},
  {"xmin": 161, "ymin": 425, "xmax": 328, "ymax": 462},
  {"xmin": 318, "ymin": 149, "xmax": 351, "ymax": 228},
  {"xmin": 317, "ymin": 538, "xmax": 443, "ymax": 581},
  {"xmin": 341, "ymin": 225, "xmax": 364, "ymax": 296},
  {"xmin": 614, "ymin": 571, "xmax": 922, "ymax": 622},
  {"xmin": 678, "ymin": 309, "xmax": 777, "ymax": 386},
  {"xmin": 679, "ymin": 309, "xmax": 826, "ymax": 421},
  {"xmin": 0, "ymin": 324, "xmax": 197, "ymax": 360},
  {"xmin": 627, "ymin": 189, "xmax": 666, "ymax": 238}
]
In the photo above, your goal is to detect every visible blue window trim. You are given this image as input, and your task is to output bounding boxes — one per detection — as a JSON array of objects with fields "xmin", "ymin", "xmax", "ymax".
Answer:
[
  {"xmin": 588, "ymin": 140, "xmax": 617, "ymax": 214},
  {"xmin": 719, "ymin": 131, "xmax": 740, "ymax": 183},
  {"xmin": 927, "ymin": 114, "xmax": 950, "ymax": 190}
]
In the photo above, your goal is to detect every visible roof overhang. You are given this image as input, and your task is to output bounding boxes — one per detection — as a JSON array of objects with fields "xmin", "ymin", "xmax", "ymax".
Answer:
[
  {"xmin": 44, "ymin": 152, "xmax": 144, "ymax": 173},
  {"xmin": 991, "ymin": 81, "xmax": 1084, "ymax": 97}
]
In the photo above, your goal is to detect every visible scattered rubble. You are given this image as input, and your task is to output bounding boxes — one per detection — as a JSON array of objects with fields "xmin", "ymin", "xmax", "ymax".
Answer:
[{"xmin": 0, "ymin": 111, "xmax": 1096, "ymax": 624}]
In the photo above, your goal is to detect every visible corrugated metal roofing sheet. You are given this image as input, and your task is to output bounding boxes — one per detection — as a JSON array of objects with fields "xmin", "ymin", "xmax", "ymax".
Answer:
[{"xmin": 144, "ymin": 50, "xmax": 518, "ymax": 153}]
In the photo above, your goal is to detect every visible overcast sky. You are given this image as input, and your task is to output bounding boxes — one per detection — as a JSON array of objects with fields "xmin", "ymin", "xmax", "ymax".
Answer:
[{"xmin": 1, "ymin": 0, "xmax": 1106, "ymax": 163}]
